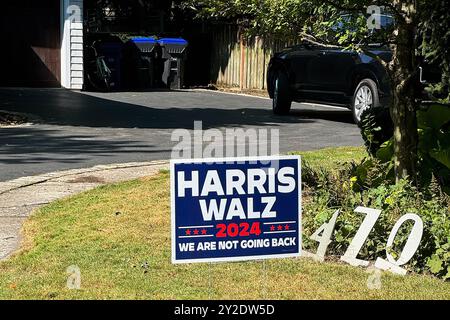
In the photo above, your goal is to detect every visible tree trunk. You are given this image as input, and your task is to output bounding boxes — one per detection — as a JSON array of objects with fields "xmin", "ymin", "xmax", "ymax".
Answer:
[
  {"xmin": 389, "ymin": 4, "xmax": 419, "ymax": 182},
  {"xmin": 390, "ymin": 73, "xmax": 418, "ymax": 181}
]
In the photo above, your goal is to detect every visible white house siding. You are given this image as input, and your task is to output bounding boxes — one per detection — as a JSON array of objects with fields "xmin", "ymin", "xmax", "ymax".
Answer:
[{"xmin": 61, "ymin": 0, "xmax": 84, "ymax": 89}]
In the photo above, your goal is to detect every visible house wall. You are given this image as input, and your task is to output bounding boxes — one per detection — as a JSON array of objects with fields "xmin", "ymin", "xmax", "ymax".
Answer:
[{"xmin": 61, "ymin": 0, "xmax": 84, "ymax": 89}]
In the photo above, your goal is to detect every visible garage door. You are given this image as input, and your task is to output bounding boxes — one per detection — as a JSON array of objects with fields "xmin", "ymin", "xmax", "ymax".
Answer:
[{"xmin": 0, "ymin": 0, "xmax": 61, "ymax": 87}]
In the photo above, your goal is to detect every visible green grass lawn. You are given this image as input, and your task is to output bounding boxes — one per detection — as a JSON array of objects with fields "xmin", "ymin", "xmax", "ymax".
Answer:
[
  {"xmin": 289, "ymin": 146, "xmax": 367, "ymax": 169},
  {"xmin": 0, "ymin": 147, "xmax": 448, "ymax": 300}
]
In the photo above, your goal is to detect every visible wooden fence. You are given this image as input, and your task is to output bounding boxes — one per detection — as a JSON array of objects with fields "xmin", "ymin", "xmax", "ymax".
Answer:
[{"xmin": 210, "ymin": 25, "xmax": 297, "ymax": 90}]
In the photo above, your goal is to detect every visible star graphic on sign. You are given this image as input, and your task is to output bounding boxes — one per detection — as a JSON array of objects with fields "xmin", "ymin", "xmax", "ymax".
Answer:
[
  {"xmin": 284, "ymin": 225, "xmax": 290, "ymax": 230},
  {"xmin": 194, "ymin": 229, "xmax": 199, "ymax": 235},
  {"xmin": 277, "ymin": 225, "xmax": 283, "ymax": 231},
  {"xmin": 270, "ymin": 225, "xmax": 276, "ymax": 231},
  {"xmin": 201, "ymin": 229, "xmax": 207, "ymax": 235},
  {"xmin": 185, "ymin": 229, "xmax": 191, "ymax": 235}
]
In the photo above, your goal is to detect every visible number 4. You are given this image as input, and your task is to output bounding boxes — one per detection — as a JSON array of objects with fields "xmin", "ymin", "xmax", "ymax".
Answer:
[{"xmin": 303, "ymin": 209, "xmax": 340, "ymax": 261}]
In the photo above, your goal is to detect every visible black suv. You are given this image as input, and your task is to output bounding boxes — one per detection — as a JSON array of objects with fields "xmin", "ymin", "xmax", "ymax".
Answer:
[{"xmin": 267, "ymin": 15, "xmax": 438, "ymax": 123}]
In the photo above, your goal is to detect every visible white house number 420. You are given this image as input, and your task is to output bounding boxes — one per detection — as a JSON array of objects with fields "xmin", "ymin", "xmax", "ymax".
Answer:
[{"xmin": 304, "ymin": 206, "xmax": 424, "ymax": 275}]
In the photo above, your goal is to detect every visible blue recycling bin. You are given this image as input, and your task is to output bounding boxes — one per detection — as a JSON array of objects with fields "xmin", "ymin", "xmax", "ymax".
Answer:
[
  {"xmin": 124, "ymin": 37, "xmax": 163, "ymax": 89},
  {"xmin": 130, "ymin": 37, "xmax": 158, "ymax": 53},
  {"xmin": 158, "ymin": 38, "xmax": 188, "ymax": 54},
  {"xmin": 158, "ymin": 38, "xmax": 188, "ymax": 89}
]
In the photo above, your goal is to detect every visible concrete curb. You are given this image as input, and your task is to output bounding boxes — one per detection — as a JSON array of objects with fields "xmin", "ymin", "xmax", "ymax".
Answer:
[
  {"xmin": 189, "ymin": 88, "xmax": 271, "ymax": 100},
  {"xmin": 0, "ymin": 160, "xmax": 169, "ymax": 195}
]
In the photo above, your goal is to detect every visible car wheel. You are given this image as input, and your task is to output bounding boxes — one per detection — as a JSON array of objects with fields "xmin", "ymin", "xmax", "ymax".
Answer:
[
  {"xmin": 272, "ymin": 71, "xmax": 292, "ymax": 115},
  {"xmin": 352, "ymin": 78, "xmax": 380, "ymax": 124}
]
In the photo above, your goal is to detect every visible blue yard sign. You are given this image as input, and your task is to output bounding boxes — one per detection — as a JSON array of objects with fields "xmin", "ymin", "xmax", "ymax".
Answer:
[{"xmin": 171, "ymin": 156, "xmax": 301, "ymax": 264}]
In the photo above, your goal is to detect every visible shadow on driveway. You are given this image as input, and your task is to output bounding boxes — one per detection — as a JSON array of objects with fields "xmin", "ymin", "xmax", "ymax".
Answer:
[
  {"xmin": 0, "ymin": 126, "xmax": 170, "ymax": 165},
  {"xmin": 0, "ymin": 88, "xmax": 359, "ymax": 180},
  {"xmin": 290, "ymin": 108, "xmax": 353, "ymax": 124},
  {"xmin": 0, "ymin": 88, "xmax": 354, "ymax": 129}
]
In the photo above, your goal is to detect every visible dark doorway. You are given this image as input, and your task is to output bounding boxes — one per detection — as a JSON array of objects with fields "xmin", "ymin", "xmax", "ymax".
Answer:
[{"xmin": 0, "ymin": 0, "xmax": 61, "ymax": 87}]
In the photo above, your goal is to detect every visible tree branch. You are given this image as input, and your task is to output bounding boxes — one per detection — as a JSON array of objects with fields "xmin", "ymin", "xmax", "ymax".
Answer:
[{"xmin": 297, "ymin": 31, "xmax": 391, "ymax": 69}]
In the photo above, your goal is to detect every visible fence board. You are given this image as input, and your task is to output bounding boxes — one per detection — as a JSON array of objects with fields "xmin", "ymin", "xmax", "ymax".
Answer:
[{"xmin": 210, "ymin": 25, "xmax": 296, "ymax": 90}]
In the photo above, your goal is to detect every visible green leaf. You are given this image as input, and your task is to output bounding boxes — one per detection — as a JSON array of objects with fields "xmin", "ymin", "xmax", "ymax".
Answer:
[
  {"xmin": 427, "ymin": 255, "xmax": 443, "ymax": 274},
  {"xmin": 436, "ymin": 131, "xmax": 450, "ymax": 149},
  {"xmin": 376, "ymin": 139, "xmax": 394, "ymax": 163},
  {"xmin": 418, "ymin": 128, "xmax": 436, "ymax": 152},
  {"xmin": 444, "ymin": 267, "xmax": 450, "ymax": 280},
  {"xmin": 429, "ymin": 148, "xmax": 450, "ymax": 169},
  {"xmin": 417, "ymin": 104, "xmax": 450, "ymax": 130}
]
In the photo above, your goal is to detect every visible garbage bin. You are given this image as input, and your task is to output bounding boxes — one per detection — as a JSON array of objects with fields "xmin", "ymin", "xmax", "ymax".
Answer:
[
  {"xmin": 158, "ymin": 38, "xmax": 188, "ymax": 89},
  {"xmin": 124, "ymin": 37, "xmax": 161, "ymax": 89},
  {"xmin": 97, "ymin": 42, "xmax": 123, "ymax": 91}
]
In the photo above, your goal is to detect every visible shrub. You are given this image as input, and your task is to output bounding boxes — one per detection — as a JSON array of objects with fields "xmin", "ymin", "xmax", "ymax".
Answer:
[
  {"xmin": 302, "ymin": 160, "xmax": 450, "ymax": 280},
  {"xmin": 302, "ymin": 103, "xmax": 449, "ymax": 279},
  {"xmin": 359, "ymin": 107, "xmax": 393, "ymax": 157},
  {"xmin": 359, "ymin": 103, "xmax": 450, "ymax": 192}
]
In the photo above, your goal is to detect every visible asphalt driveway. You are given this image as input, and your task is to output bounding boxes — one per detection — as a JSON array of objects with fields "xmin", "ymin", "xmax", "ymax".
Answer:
[{"xmin": 0, "ymin": 88, "xmax": 363, "ymax": 181}]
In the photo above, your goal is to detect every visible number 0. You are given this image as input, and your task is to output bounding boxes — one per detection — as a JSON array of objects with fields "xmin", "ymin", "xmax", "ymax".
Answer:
[{"xmin": 375, "ymin": 213, "xmax": 423, "ymax": 275}]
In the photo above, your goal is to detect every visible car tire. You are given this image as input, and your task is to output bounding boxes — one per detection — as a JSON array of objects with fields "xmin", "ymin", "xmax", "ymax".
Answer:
[
  {"xmin": 272, "ymin": 71, "xmax": 292, "ymax": 115},
  {"xmin": 352, "ymin": 78, "xmax": 380, "ymax": 124}
]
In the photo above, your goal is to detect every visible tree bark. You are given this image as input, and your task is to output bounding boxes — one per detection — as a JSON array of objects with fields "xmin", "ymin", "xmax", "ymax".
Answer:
[
  {"xmin": 389, "ymin": 2, "xmax": 419, "ymax": 181},
  {"xmin": 390, "ymin": 72, "xmax": 418, "ymax": 181}
]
